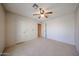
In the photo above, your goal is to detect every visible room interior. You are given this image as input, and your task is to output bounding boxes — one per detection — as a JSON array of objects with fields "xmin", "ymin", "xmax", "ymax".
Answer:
[{"xmin": 0, "ymin": 3, "xmax": 79, "ymax": 56}]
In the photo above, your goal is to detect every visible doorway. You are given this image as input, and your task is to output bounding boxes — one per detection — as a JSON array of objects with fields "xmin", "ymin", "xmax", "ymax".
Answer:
[
  {"xmin": 37, "ymin": 22, "xmax": 47, "ymax": 39},
  {"xmin": 38, "ymin": 24, "xmax": 42, "ymax": 37}
]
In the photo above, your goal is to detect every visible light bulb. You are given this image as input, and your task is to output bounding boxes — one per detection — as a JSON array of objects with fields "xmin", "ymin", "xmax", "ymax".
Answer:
[{"xmin": 41, "ymin": 14, "xmax": 44, "ymax": 17}]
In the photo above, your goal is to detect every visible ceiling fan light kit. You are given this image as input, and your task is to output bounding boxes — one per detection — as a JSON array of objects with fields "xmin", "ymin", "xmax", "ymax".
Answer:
[{"xmin": 32, "ymin": 3, "xmax": 53, "ymax": 19}]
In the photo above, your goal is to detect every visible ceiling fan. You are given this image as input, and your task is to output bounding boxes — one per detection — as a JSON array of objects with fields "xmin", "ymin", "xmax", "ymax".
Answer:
[{"xmin": 32, "ymin": 4, "xmax": 53, "ymax": 19}]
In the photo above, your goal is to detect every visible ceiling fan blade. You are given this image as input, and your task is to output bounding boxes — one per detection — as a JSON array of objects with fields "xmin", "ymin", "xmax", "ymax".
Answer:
[
  {"xmin": 33, "ymin": 14, "xmax": 40, "ymax": 16},
  {"xmin": 45, "ymin": 12, "xmax": 53, "ymax": 14},
  {"xmin": 38, "ymin": 16, "xmax": 41, "ymax": 19},
  {"xmin": 32, "ymin": 3, "xmax": 39, "ymax": 9},
  {"xmin": 44, "ymin": 15, "xmax": 48, "ymax": 18}
]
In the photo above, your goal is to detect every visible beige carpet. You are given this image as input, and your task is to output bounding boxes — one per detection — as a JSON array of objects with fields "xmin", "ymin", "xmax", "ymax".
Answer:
[{"xmin": 3, "ymin": 38, "xmax": 79, "ymax": 56}]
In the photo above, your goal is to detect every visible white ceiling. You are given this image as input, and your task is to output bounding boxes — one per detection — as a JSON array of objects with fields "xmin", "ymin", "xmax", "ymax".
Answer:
[{"xmin": 3, "ymin": 3, "xmax": 78, "ymax": 20}]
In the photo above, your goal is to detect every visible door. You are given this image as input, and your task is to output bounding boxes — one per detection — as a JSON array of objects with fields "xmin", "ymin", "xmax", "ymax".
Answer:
[{"xmin": 38, "ymin": 24, "xmax": 42, "ymax": 37}]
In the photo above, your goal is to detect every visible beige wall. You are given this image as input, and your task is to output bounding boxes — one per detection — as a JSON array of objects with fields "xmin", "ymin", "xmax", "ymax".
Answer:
[
  {"xmin": 6, "ymin": 12, "xmax": 37, "ymax": 47},
  {"xmin": 6, "ymin": 13, "xmax": 16, "ymax": 47},
  {"xmin": 0, "ymin": 4, "xmax": 5, "ymax": 55},
  {"xmin": 46, "ymin": 13, "xmax": 75, "ymax": 45},
  {"xmin": 75, "ymin": 4, "xmax": 79, "ymax": 53}
]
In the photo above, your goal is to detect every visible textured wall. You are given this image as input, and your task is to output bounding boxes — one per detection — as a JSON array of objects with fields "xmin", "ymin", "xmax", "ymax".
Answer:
[
  {"xmin": 6, "ymin": 12, "xmax": 37, "ymax": 47},
  {"xmin": 0, "ymin": 4, "xmax": 5, "ymax": 55},
  {"xmin": 75, "ymin": 4, "xmax": 79, "ymax": 53},
  {"xmin": 46, "ymin": 13, "xmax": 75, "ymax": 45}
]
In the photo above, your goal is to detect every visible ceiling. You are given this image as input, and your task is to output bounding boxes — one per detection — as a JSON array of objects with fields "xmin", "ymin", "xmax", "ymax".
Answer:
[{"xmin": 3, "ymin": 3, "xmax": 78, "ymax": 20}]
